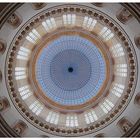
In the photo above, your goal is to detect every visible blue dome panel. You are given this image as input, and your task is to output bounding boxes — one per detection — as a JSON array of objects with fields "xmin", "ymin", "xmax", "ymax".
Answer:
[{"xmin": 36, "ymin": 36, "xmax": 106, "ymax": 105}]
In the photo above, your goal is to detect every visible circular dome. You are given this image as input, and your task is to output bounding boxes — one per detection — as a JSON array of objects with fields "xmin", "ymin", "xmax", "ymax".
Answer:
[
  {"xmin": 0, "ymin": 3, "xmax": 140, "ymax": 137},
  {"xmin": 5, "ymin": 4, "xmax": 137, "ymax": 135}
]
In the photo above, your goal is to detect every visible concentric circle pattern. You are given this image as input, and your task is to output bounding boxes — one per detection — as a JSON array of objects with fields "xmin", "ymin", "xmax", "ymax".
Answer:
[
  {"xmin": 1, "ymin": 3, "xmax": 138, "ymax": 137},
  {"xmin": 50, "ymin": 49, "xmax": 91, "ymax": 91},
  {"xmin": 36, "ymin": 36, "xmax": 106, "ymax": 105}
]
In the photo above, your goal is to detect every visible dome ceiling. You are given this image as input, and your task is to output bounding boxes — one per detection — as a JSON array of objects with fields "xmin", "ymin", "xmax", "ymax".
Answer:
[{"xmin": 0, "ymin": 3, "xmax": 140, "ymax": 137}]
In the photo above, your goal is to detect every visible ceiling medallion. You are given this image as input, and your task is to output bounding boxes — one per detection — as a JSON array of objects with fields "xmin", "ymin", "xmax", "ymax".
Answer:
[{"xmin": 6, "ymin": 5, "xmax": 137, "ymax": 136}]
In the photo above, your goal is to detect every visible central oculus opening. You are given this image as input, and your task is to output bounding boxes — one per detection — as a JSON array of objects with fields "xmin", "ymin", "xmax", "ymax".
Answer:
[{"xmin": 68, "ymin": 67, "xmax": 73, "ymax": 73}]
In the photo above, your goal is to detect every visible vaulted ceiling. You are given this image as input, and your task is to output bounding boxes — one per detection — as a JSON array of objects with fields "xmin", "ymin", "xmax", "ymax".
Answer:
[{"xmin": 0, "ymin": 3, "xmax": 140, "ymax": 137}]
